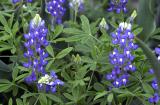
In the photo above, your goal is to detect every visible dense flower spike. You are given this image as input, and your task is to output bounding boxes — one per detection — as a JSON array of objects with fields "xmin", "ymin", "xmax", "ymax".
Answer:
[
  {"xmin": 108, "ymin": 0, "xmax": 128, "ymax": 13},
  {"xmin": 47, "ymin": 0, "xmax": 66, "ymax": 24},
  {"xmin": 69, "ymin": 0, "xmax": 84, "ymax": 12},
  {"xmin": 23, "ymin": 14, "xmax": 63, "ymax": 93},
  {"xmin": 106, "ymin": 22, "xmax": 138, "ymax": 88},
  {"xmin": 37, "ymin": 71, "xmax": 64, "ymax": 93},
  {"xmin": 23, "ymin": 14, "xmax": 49, "ymax": 83}
]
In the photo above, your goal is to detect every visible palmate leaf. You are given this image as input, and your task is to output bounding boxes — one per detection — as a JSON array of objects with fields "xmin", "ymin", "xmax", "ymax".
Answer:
[
  {"xmin": 63, "ymin": 15, "xmax": 99, "ymax": 43},
  {"xmin": 0, "ymin": 79, "xmax": 12, "ymax": 93},
  {"xmin": 135, "ymin": 37, "xmax": 160, "ymax": 90}
]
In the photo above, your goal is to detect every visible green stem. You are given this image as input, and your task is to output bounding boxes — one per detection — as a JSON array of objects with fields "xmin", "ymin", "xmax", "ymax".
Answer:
[
  {"xmin": 0, "ymin": 56, "xmax": 18, "ymax": 58},
  {"xmin": 89, "ymin": 34, "xmax": 102, "ymax": 43},
  {"xmin": 126, "ymin": 97, "xmax": 133, "ymax": 105},
  {"xmin": 13, "ymin": 83, "xmax": 30, "ymax": 93},
  {"xmin": 34, "ymin": 96, "xmax": 40, "ymax": 105},
  {"xmin": 74, "ymin": 9, "xmax": 78, "ymax": 23},
  {"xmin": 87, "ymin": 70, "xmax": 94, "ymax": 91}
]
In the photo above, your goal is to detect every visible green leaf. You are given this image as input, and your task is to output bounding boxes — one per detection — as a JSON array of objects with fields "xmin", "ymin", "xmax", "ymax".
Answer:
[
  {"xmin": 0, "ymin": 60, "xmax": 11, "ymax": 72},
  {"xmin": 80, "ymin": 15, "xmax": 91, "ymax": 34},
  {"xmin": 12, "ymin": 67, "xmax": 19, "ymax": 80},
  {"xmin": 152, "ymin": 35, "xmax": 160, "ymax": 40},
  {"xmin": 0, "ymin": 79, "xmax": 12, "ymax": 92},
  {"xmin": 94, "ymin": 91, "xmax": 108, "ymax": 100},
  {"xmin": 63, "ymin": 28, "xmax": 84, "ymax": 35},
  {"xmin": 151, "ymin": 28, "xmax": 160, "ymax": 35},
  {"xmin": 21, "ymin": 93, "xmax": 38, "ymax": 98},
  {"xmin": 137, "ymin": 0, "xmax": 156, "ymax": 41},
  {"xmin": 8, "ymin": 98, "xmax": 13, "ymax": 105},
  {"xmin": 0, "ymin": 12, "xmax": 8, "ymax": 27},
  {"xmin": 46, "ymin": 45, "xmax": 54, "ymax": 57},
  {"xmin": 107, "ymin": 93, "xmax": 113, "ymax": 103},
  {"xmin": 133, "ymin": 27, "xmax": 143, "ymax": 36},
  {"xmin": 39, "ymin": 94, "xmax": 47, "ymax": 105},
  {"xmin": 143, "ymin": 75, "xmax": 155, "ymax": 82},
  {"xmin": 135, "ymin": 37, "xmax": 160, "ymax": 89},
  {"xmin": 16, "ymin": 98, "xmax": 23, "ymax": 105},
  {"xmin": 0, "ymin": 44, "xmax": 12, "ymax": 52},
  {"xmin": 56, "ymin": 47, "xmax": 73, "ymax": 59},
  {"xmin": 46, "ymin": 94, "xmax": 63, "ymax": 103},
  {"xmin": 61, "ymin": 70, "xmax": 71, "ymax": 80},
  {"xmin": 142, "ymin": 83, "xmax": 154, "ymax": 94},
  {"xmin": 12, "ymin": 86, "xmax": 18, "ymax": 96},
  {"xmin": 64, "ymin": 35, "xmax": 84, "ymax": 42},
  {"xmin": 12, "ymin": 21, "xmax": 19, "ymax": 35},
  {"xmin": 63, "ymin": 93, "xmax": 74, "ymax": 101},
  {"xmin": 8, "ymin": 13, "xmax": 14, "ymax": 28},
  {"xmin": 15, "ymin": 73, "xmax": 28, "ymax": 82},
  {"xmin": 112, "ymin": 88, "xmax": 134, "ymax": 96},
  {"xmin": 94, "ymin": 83, "xmax": 105, "ymax": 91},
  {"xmin": 46, "ymin": 60, "xmax": 55, "ymax": 70},
  {"xmin": 0, "ymin": 34, "xmax": 11, "ymax": 41},
  {"xmin": 53, "ymin": 25, "xmax": 63, "ymax": 39},
  {"xmin": 108, "ymin": 21, "xmax": 118, "ymax": 28},
  {"xmin": 0, "ymin": 79, "xmax": 11, "ymax": 84}
]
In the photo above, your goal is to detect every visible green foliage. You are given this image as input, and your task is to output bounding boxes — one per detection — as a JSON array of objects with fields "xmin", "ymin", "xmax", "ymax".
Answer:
[{"xmin": 0, "ymin": 1, "xmax": 159, "ymax": 105}]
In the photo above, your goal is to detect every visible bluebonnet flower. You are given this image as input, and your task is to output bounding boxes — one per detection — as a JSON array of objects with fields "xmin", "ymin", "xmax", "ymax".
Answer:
[
  {"xmin": 37, "ymin": 71, "xmax": 64, "ymax": 93},
  {"xmin": 12, "ymin": 0, "xmax": 21, "ymax": 4},
  {"xmin": 69, "ymin": 0, "xmax": 84, "ymax": 12},
  {"xmin": 149, "ymin": 69, "xmax": 154, "ymax": 74},
  {"xmin": 12, "ymin": 0, "xmax": 33, "ymax": 4},
  {"xmin": 151, "ymin": 79, "xmax": 158, "ymax": 90},
  {"xmin": 26, "ymin": 0, "xmax": 33, "ymax": 2},
  {"xmin": 148, "ymin": 93, "xmax": 159, "ymax": 104},
  {"xmin": 155, "ymin": 47, "xmax": 160, "ymax": 61},
  {"xmin": 108, "ymin": 0, "xmax": 128, "ymax": 13},
  {"xmin": 25, "ymin": 71, "xmax": 37, "ymax": 84},
  {"xmin": 106, "ymin": 22, "xmax": 138, "ymax": 88},
  {"xmin": 148, "ymin": 69, "xmax": 159, "ymax": 103},
  {"xmin": 47, "ymin": 0, "xmax": 66, "ymax": 24},
  {"xmin": 23, "ymin": 14, "xmax": 63, "ymax": 93},
  {"xmin": 23, "ymin": 14, "xmax": 49, "ymax": 83}
]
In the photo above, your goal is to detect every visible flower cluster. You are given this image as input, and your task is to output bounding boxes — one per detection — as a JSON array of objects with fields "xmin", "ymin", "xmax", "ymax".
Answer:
[
  {"xmin": 106, "ymin": 22, "xmax": 138, "ymax": 88},
  {"xmin": 108, "ymin": 0, "xmax": 128, "ymax": 13},
  {"xmin": 69, "ymin": 0, "xmax": 84, "ymax": 12},
  {"xmin": 12, "ymin": 0, "xmax": 32, "ymax": 4},
  {"xmin": 38, "ymin": 71, "xmax": 64, "ymax": 93},
  {"xmin": 23, "ymin": 14, "xmax": 64, "ymax": 93},
  {"xmin": 47, "ymin": 0, "xmax": 66, "ymax": 24},
  {"xmin": 148, "ymin": 69, "xmax": 159, "ymax": 103},
  {"xmin": 23, "ymin": 14, "xmax": 49, "ymax": 83}
]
